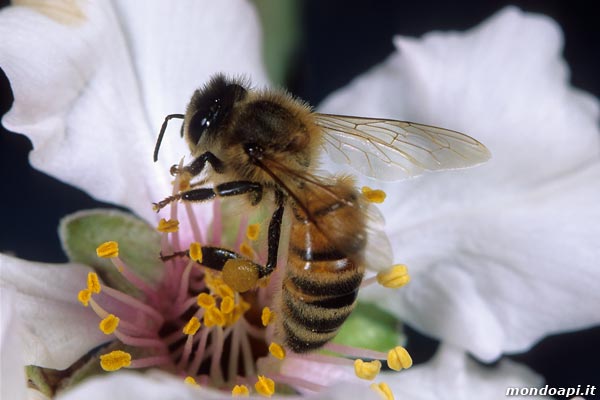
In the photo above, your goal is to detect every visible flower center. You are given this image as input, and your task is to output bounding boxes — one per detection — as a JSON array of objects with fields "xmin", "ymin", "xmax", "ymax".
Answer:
[{"xmin": 77, "ymin": 178, "xmax": 413, "ymax": 398}]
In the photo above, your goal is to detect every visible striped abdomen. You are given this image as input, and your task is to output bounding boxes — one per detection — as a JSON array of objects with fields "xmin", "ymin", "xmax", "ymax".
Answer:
[{"xmin": 280, "ymin": 179, "xmax": 367, "ymax": 353}]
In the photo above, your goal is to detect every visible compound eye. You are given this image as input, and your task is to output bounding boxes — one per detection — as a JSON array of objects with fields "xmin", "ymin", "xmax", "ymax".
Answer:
[{"xmin": 187, "ymin": 99, "xmax": 221, "ymax": 145}]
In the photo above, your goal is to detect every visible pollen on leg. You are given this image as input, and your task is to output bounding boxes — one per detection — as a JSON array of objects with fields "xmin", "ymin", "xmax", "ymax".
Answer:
[
  {"xmin": 157, "ymin": 218, "xmax": 179, "ymax": 233},
  {"xmin": 222, "ymin": 259, "xmax": 259, "ymax": 293},
  {"xmin": 99, "ymin": 314, "xmax": 120, "ymax": 334},
  {"xmin": 100, "ymin": 350, "xmax": 131, "ymax": 371},
  {"xmin": 354, "ymin": 359, "xmax": 381, "ymax": 380},
  {"xmin": 387, "ymin": 346, "xmax": 412, "ymax": 371},
  {"xmin": 376, "ymin": 264, "xmax": 410, "ymax": 288},
  {"xmin": 255, "ymin": 375, "xmax": 275, "ymax": 397},
  {"xmin": 96, "ymin": 241, "xmax": 119, "ymax": 258}
]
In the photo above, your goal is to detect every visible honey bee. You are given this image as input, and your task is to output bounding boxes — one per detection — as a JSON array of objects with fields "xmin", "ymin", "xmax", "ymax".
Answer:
[{"xmin": 153, "ymin": 74, "xmax": 490, "ymax": 352}]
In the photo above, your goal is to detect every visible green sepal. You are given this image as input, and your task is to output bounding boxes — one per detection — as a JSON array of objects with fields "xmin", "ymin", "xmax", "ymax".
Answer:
[
  {"xmin": 333, "ymin": 302, "xmax": 404, "ymax": 353},
  {"xmin": 59, "ymin": 209, "xmax": 163, "ymax": 294},
  {"xmin": 26, "ymin": 365, "xmax": 54, "ymax": 398}
]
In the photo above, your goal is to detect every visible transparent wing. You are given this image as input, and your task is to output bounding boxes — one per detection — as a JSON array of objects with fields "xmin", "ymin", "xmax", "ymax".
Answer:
[
  {"xmin": 315, "ymin": 113, "xmax": 491, "ymax": 181},
  {"xmin": 259, "ymin": 157, "xmax": 393, "ymax": 271}
]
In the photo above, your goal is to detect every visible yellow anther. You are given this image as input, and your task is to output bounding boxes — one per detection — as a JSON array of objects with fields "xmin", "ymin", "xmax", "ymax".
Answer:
[
  {"xmin": 376, "ymin": 264, "xmax": 410, "ymax": 288},
  {"xmin": 240, "ymin": 242, "xmax": 255, "ymax": 258},
  {"xmin": 254, "ymin": 375, "xmax": 275, "ymax": 397},
  {"xmin": 246, "ymin": 223, "xmax": 260, "ymax": 241},
  {"xmin": 182, "ymin": 317, "xmax": 201, "ymax": 335},
  {"xmin": 362, "ymin": 186, "xmax": 387, "ymax": 203},
  {"xmin": 216, "ymin": 283, "xmax": 235, "ymax": 299},
  {"xmin": 354, "ymin": 359, "xmax": 382, "ymax": 380},
  {"xmin": 100, "ymin": 350, "xmax": 131, "ymax": 371},
  {"xmin": 184, "ymin": 376, "xmax": 199, "ymax": 386},
  {"xmin": 189, "ymin": 242, "xmax": 203, "ymax": 263},
  {"xmin": 204, "ymin": 306, "xmax": 226, "ymax": 328},
  {"xmin": 261, "ymin": 307, "xmax": 274, "ymax": 327},
  {"xmin": 220, "ymin": 296, "xmax": 235, "ymax": 314},
  {"xmin": 77, "ymin": 289, "xmax": 92, "ymax": 307},
  {"xmin": 87, "ymin": 272, "xmax": 101, "ymax": 294},
  {"xmin": 232, "ymin": 384, "xmax": 250, "ymax": 397},
  {"xmin": 157, "ymin": 218, "xmax": 179, "ymax": 233},
  {"xmin": 96, "ymin": 241, "xmax": 119, "ymax": 258},
  {"xmin": 370, "ymin": 382, "xmax": 394, "ymax": 400},
  {"xmin": 99, "ymin": 314, "xmax": 120, "ymax": 334},
  {"xmin": 197, "ymin": 293, "xmax": 215, "ymax": 309},
  {"xmin": 268, "ymin": 342, "xmax": 286, "ymax": 360},
  {"xmin": 387, "ymin": 346, "xmax": 413, "ymax": 371}
]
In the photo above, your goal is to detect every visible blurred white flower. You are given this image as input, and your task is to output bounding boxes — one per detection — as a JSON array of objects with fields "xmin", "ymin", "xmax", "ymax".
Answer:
[{"xmin": 321, "ymin": 6, "xmax": 600, "ymax": 362}]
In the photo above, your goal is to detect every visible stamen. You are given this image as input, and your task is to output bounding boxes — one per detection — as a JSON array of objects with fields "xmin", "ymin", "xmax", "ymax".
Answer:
[
  {"xmin": 232, "ymin": 384, "xmax": 250, "ymax": 397},
  {"xmin": 376, "ymin": 265, "xmax": 410, "ymax": 288},
  {"xmin": 370, "ymin": 382, "xmax": 394, "ymax": 400},
  {"xmin": 96, "ymin": 241, "xmax": 119, "ymax": 258},
  {"xmin": 183, "ymin": 317, "xmax": 201, "ymax": 335},
  {"xmin": 204, "ymin": 306, "xmax": 226, "ymax": 327},
  {"xmin": 246, "ymin": 223, "xmax": 260, "ymax": 241},
  {"xmin": 197, "ymin": 293, "xmax": 216, "ymax": 309},
  {"xmin": 77, "ymin": 289, "xmax": 91, "ymax": 306},
  {"xmin": 255, "ymin": 375, "xmax": 275, "ymax": 397},
  {"xmin": 100, "ymin": 350, "xmax": 131, "ymax": 371},
  {"xmin": 87, "ymin": 272, "xmax": 101, "ymax": 293},
  {"xmin": 184, "ymin": 376, "xmax": 199, "ymax": 386},
  {"xmin": 240, "ymin": 242, "xmax": 255, "ymax": 258},
  {"xmin": 361, "ymin": 186, "xmax": 386, "ymax": 203},
  {"xmin": 387, "ymin": 346, "xmax": 412, "ymax": 371},
  {"xmin": 189, "ymin": 242, "xmax": 203, "ymax": 262},
  {"xmin": 99, "ymin": 314, "xmax": 119, "ymax": 334},
  {"xmin": 220, "ymin": 296, "xmax": 235, "ymax": 314},
  {"xmin": 157, "ymin": 218, "xmax": 180, "ymax": 233},
  {"xmin": 354, "ymin": 359, "xmax": 382, "ymax": 380},
  {"xmin": 268, "ymin": 342, "xmax": 286, "ymax": 360},
  {"xmin": 261, "ymin": 307, "xmax": 274, "ymax": 327}
]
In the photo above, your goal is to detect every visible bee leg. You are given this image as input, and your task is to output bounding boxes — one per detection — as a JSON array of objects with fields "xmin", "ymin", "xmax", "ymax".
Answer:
[
  {"xmin": 263, "ymin": 190, "xmax": 285, "ymax": 276},
  {"xmin": 176, "ymin": 151, "xmax": 225, "ymax": 176},
  {"xmin": 179, "ymin": 245, "xmax": 268, "ymax": 293},
  {"xmin": 153, "ymin": 180, "xmax": 262, "ymax": 211}
]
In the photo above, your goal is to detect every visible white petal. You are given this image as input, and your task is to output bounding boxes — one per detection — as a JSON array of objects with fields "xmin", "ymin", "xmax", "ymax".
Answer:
[
  {"xmin": 321, "ymin": 7, "xmax": 600, "ymax": 360},
  {"xmin": 0, "ymin": 3, "xmax": 165, "ymax": 221},
  {"xmin": 0, "ymin": 254, "xmax": 107, "ymax": 369},
  {"xmin": 54, "ymin": 369, "xmax": 380, "ymax": 400},
  {"xmin": 1, "ymin": 288, "xmax": 28, "ymax": 400},
  {"xmin": 385, "ymin": 345, "xmax": 547, "ymax": 400},
  {"xmin": 0, "ymin": 1, "xmax": 268, "ymax": 222}
]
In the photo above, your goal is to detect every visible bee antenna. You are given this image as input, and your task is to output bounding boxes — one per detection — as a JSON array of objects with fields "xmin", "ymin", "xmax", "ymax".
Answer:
[{"xmin": 153, "ymin": 114, "xmax": 185, "ymax": 162}]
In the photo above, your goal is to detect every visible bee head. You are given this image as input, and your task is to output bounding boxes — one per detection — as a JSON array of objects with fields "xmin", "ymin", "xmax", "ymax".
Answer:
[{"xmin": 184, "ymin": 74, "xmax": 248, "ymax": 151}]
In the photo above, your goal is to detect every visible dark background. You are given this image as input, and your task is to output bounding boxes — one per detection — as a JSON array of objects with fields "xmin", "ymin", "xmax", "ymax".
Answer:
[{"xmin": 1, "ymin": 0, "xmax": 598, "ymax": 397}]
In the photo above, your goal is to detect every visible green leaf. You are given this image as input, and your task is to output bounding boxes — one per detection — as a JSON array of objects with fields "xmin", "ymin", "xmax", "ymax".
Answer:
[
  {"xmin": 59, "ymin": 209, "xmax": 163, "ymax": 293},
  {"xmin": 333, "ymin": 302, "xmax": 405, "ymax": 353}
]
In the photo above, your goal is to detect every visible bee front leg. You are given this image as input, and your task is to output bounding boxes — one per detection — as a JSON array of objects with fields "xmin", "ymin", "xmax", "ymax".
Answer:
[{"xmin": 170, "ymin": 152, "xmax": 225, "ymax": 177}]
